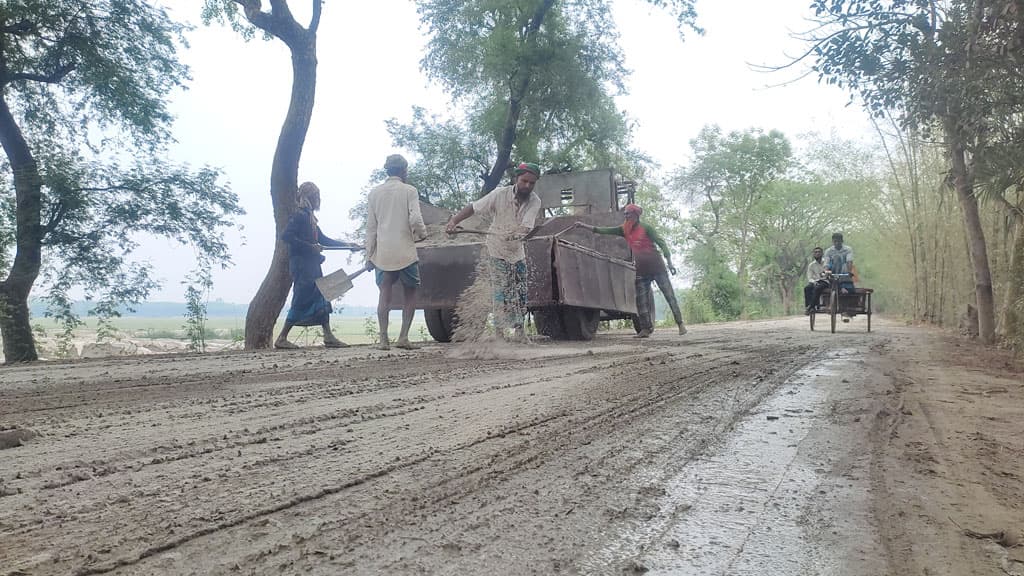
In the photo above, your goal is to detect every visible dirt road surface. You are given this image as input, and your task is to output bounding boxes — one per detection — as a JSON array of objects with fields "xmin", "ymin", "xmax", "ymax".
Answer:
[{"xmin": 2, "ymin": 318, "xmax": 1021, "ymax": 575}]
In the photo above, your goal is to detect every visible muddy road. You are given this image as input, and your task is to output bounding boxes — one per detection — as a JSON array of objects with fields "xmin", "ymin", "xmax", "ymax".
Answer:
[{"xmin": 2, "ymin": 318, "xmax": 1021, "ymax": 575}]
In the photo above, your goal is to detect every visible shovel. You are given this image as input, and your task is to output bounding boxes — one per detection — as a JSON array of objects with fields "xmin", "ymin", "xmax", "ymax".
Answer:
[
  {"xmin": 449, "ymin": 226, "xmax": 495, "ymax": 236},
  {"xmin": 315, "ymin": 266, "xmax": 369, "ymax": 301}
]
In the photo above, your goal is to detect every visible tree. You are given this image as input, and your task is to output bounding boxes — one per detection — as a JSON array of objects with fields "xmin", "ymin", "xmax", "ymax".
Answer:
[
  {"xmin": 671, "ymin": 125, "xmax": 792, "ymax": 315},
  {"xmin": 202, "ymin": 0, "xmax": 323, "ymax": 349},
  {"xmin": 416, "ymin": 0, "xmax": 700, "ymax": 195},
  {"xmin": 0, "ymin": 1, "xmax": 242, "ymax": 362},
  {"xmin": 384, "ymin": 107, "xmax": 493, "ymax": 211}
]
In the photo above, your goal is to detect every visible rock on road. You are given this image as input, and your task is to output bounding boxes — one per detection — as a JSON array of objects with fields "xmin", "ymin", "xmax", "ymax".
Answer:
[{"xmin": 1, "ymin": 317, "xmax": 1021, "ymax": 575}]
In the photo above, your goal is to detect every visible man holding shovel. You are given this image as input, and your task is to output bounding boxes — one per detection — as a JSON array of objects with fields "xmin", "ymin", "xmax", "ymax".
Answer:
[
  {"xmin": 365, "ymin": 154, "xmax": 427, "ymax": 350},
  {"xmin": 445, "ymin": 162, "xmax": 542, "ymax": 342},
  {"xmin": 574, "ymin": 204, "xmax": 686, "ymax": 338},
  {"xmin": 275, "ymin": 182, "xmax": 362, "ymax": 350}
]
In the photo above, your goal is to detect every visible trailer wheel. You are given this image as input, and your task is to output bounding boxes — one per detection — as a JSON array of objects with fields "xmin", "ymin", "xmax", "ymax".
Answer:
[
  {"xmin": 532, "ymin": 308, "xmax": 565, "ymax": 339},
  {"xmin": 561, "ymin": 307, "xmax": 600, "ymax": 341},
  {"xmin": 424, "ymin": 308, "xmax": 456, "ymax": 342}
]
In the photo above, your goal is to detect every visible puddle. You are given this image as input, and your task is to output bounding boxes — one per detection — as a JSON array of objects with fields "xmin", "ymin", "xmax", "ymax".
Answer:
[{"xmin": 586, "ymin": 349, "xmax": 875, "ymax": 575}]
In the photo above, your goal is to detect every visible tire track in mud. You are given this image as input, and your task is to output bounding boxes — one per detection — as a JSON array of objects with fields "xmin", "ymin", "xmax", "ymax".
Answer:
[
  {"xmin": 359, "ymin": 342, "xmax": 824, "ymax": 575},
  {"xmin": 6, "ymin": 348, "xmax": 629, "ymax": 495},
  {"xmin": 129, "ymin": 343, "xmax": 818, "ymax": 574},
  {"xmin": 3, "ymin": 346, "xmax": 647, "ymax": 571},
  {"xmin": 2, "ymin": 327, "xmax": 829, "ymax": 575}
]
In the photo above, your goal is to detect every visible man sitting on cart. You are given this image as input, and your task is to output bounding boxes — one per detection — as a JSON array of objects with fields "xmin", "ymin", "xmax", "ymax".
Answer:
[
  {"xmin": 804, "ymin": 246, "xmax": 829, "ymax": 315},
  {"xmin": 824, "ymin": 232, "xmax": 856, "ymax": 294}
]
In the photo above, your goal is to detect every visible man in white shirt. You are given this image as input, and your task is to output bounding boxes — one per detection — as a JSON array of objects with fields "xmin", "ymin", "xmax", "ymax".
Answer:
[
  {"xmin": 365, "ymin": 154, "xmax": 427, "ymax": 350},
  {"xmin": 445, "ymin": 162, "xmax": 543, "ymax": 341},
  {"xmin": 804, "ymin": 246, "xmax": 829, "ymax": 314}
]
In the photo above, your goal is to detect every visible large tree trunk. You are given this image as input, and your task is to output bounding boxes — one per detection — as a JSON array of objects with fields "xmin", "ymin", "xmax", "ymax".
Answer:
[
  {"xmin": 945, "ymin": 120, "xmax": 996, "ymax": 344},
  {"xmin": 244, "ymin": 33, "xmax": 318, "ymax": 350},
  {"xmin": 0, "ymin": 92, "xmax": 42, "ymax": 363},
  {"xmin": 481, "ymin": 93, "xmax": 523, "ymax": 195}
]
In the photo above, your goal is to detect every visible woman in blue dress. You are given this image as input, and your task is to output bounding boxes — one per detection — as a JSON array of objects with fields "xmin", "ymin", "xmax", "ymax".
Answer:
[{"xmin": 274, "ymin": 182, "xmax": 361, "ymax": 349}]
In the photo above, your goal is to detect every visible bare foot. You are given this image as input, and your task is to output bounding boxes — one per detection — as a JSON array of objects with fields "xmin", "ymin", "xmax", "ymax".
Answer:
[
  {"xmin": 678, "ymin": 324, "xmax": 688, "ymax": 336},
  {"xmin": 274, "ymin": 340, "xmax": 299, "ymax": 350},
  {"xmin": 377, "ymin": 340, "xmax": 391, "ymax": 351},
  {"xmin": 324, "ymin": 339, "xmax": 349, "ymax": 348},
  {"xmin": 634, "ymin": 329, "xmax": 652, "ymax": 339},
  {"xmin": 394, "ymin": 339, "xmax": 420, "ymax": 350}
]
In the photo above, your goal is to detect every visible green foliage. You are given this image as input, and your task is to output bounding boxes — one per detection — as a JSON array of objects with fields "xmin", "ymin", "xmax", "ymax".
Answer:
[
  {"xmin": 183, "ymin": 257, "xmax": 214, "ymax": 353},
  {"xmin": 686, "ymin": 242, "xmax": 743, "ymax": 320},
  {"xmin": 28, "ymin": 159, "xmax": 243, "ymax": 324},
  {"xmin": 1, "ymin": 0, "xmax": 190, "ymax": 146},
  {"xmin": 385, "ymin": 107, "xmax": 493, "ymax": 210},
  {"xmin": 681, "ymin": 289, "xmax": 716, "ymax": 325},
  {"xmin": 201, "ymin": 0, "xmax": 259, "ymax": 39},
  {"xmin": 94, "ymin": 316, "xmax": 120, "ymax": 344},
  {"xmin": 672, "ymin": 125, "xmax": 793, "ymax": 241},
  {"xmin": 363, "ymin": 316, "xmax": 380, "ymax": 345},
  {"xmin": 411, "ymin": 0, "xmax": 699, "ymax": 193}
]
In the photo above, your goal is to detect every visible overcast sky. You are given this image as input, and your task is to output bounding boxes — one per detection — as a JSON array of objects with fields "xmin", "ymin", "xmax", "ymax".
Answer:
[{"xmin": 152, "ymin": 0, "xmax": 874, "ymax": 308}]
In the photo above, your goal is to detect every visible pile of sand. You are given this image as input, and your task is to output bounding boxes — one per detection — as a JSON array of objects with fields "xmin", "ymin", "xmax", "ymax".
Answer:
[{"xmin": 444, "ymin": 249, "xmax": 536, "ymax": 358}]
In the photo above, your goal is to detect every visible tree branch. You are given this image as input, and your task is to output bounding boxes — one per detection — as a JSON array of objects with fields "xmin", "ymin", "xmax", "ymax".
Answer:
[
  {"xmin": 42, "ymin": 198, "xmax": 69, "ymax": 236},
  {"xmin": 309, "ymin": 0, "xmax": 322, "ymax": 34},
  {"xmin": 268, "ymin": 0, "xmax": 296, "ymax": 23},
  {"xmin": 7, "ymin": 62, "xmax": 76, "ymax": 85},
  {"xmin": 233, "ymin": 0, "xmax": 277, "ymax": 35},
  {"xmin": 233, "ymin": 0, "xmax": 308, "ymax": 45},
  {"xmin": 1, "ymin": 20, "xmax": 34, "ymax": 34}
]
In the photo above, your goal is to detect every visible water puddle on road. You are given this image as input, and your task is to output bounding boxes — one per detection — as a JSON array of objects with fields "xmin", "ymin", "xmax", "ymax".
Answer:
[{"xmin": 586, "ymin": 349, "xmax": 871, "ymax": 575}]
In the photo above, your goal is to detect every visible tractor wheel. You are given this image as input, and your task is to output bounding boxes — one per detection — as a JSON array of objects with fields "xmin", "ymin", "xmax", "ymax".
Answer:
[
  {"xmin": 424, "ymin": 308, "xmax": 456, "ymax": 343},
  {"xmin": 561, "ymin": 307, "xmax": 601, "ymax": 341}
]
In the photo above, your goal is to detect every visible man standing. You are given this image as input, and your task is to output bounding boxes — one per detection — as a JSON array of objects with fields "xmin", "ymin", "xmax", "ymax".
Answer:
[
  {"xmin": 365, "ymin": 154, "xmax": 427, "ymax": 350},
  {"xmin": 824, "ymin": 232, "xmax": 856, "ymax": 294},
  {"xmin": 445, "ymin": 162, "xmax": 542, "ymax": 342},
  {"xmin": 575, "ymin": 204, "xmax": 686, "ymax": 338},
  {"xmin": 804, "ymin": 246, "xmax": 829, "ymax": 314}
]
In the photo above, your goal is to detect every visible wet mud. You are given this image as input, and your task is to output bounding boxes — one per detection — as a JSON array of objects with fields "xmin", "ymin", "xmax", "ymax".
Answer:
[{"xmin": 1, "ymin": 317, "xmax": 1019, "ymax": 575}]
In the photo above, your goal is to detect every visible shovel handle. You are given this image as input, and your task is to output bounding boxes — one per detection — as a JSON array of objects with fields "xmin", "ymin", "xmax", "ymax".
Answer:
[
  {"xmin": 320, "ymin": 244, "xmax": 364, "ymax": 251},
  {"xmin": 451, "ymin": 226, "xmax": 494, "ymax": 236}
]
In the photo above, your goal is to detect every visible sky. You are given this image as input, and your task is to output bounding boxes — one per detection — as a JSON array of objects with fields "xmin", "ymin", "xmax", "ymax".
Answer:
[{"xmin": 150, "ymin": 0, "xmax": 875, "ymax": 308}]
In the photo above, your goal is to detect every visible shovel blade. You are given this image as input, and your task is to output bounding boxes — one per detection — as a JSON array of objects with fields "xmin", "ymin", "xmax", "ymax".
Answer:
[{"xmin": 315, "ymin": 267, "xmax": 354, "ymax": 301}]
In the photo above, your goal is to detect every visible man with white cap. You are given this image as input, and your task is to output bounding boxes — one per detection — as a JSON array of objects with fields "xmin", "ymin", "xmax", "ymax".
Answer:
[{"xmin": 575, "ymin": 204, "xmax": 686, "ymax": 338}]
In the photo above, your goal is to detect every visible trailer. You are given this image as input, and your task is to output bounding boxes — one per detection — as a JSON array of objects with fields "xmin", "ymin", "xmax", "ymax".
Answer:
[{"xmin": 393, "ymin": 169, "xmax": 641, "ymax": 342}]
